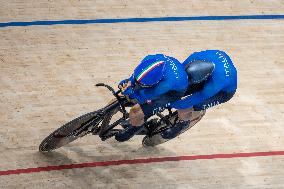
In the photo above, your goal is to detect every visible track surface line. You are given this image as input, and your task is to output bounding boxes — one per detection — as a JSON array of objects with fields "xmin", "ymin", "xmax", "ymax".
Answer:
[
  {"xmin": 1, "ymin": 15, "xmax": 284, "ymax": 28},
  {"xmin": 0, "ymin": 151, "xmax": 283, "ymax": 176}
]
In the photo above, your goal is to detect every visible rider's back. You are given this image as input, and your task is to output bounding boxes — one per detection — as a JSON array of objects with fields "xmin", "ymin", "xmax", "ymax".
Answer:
[
  {"xmin": 170, "ymin": 50, "xmax": 237, "ymax": 109},
  {"xmin": 183, "ymin": 50, "xmax": 237, "ymax": 92}
]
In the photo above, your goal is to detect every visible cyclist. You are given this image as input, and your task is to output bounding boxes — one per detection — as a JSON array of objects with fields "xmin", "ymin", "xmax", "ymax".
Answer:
[{"xmin": 115, "ymin": 50, "xmax": 237, "ymax": 142}]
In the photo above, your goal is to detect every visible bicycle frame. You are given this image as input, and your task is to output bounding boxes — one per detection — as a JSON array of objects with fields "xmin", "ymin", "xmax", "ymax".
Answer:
[
  {"xmin": 91, "ymin": 83, "xmax": 178, "ymax": 141},
  {"xmin": 39, "ymin": 83, "xmax": 185, "ymax": 152},
  {"xmin": 83, "ymin": 83, "xmax": 130, "ymax": 140}
]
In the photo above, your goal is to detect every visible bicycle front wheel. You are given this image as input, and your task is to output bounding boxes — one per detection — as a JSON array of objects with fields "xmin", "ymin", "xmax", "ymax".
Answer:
[{"xmin": 39, "ymin": 111, "xmax": 103, "ymax": 152}]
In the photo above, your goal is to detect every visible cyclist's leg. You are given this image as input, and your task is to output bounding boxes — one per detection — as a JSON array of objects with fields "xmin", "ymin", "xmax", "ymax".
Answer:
[
  {"xmin": 161, "ymin": 90, "xmax": 235, "ymax": 139},
  {"xmin": 177, "ymin": 108, "xmax": 204, "ymax": 121},
  {"xmin": 115, "ymin": 101, "xmax": 168, "ymax": 142},
  {"xmin": 177, "ymin": 108, "xmax": 205, "ymax": 130},
  {"xmin": 129, "ymin": 104, "xmax": 145, "ymax": 126},
  {"xmin": 115, "ymin": 103, "xmax": 145, "ymax": 142},
  {"xmin": 115, "ymin": 91, "xmax": 183, "ymax": 142}
]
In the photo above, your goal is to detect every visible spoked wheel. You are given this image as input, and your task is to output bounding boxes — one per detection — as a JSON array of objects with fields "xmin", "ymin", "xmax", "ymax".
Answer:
[
  {"xmin": 39, "ymin": 111, "xmax": 103, "ymax": 152},
  {"xmin": 142, "ymin": 110, "xmax": 206, "ymax": 147}
]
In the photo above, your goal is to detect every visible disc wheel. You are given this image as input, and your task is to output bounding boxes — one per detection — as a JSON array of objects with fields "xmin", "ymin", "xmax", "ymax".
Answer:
[{"xmin": 39, "ymin": 111, "xmax": 103, "ymax": 152}]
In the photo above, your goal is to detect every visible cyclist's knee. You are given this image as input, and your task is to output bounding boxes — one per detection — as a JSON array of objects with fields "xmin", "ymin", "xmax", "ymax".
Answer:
[
  {"xmin": 178, "ymin": 108, "xmax": 194, "ymax": 121},
  {"xmin": 178, "ymin": 108, "xmax": 205, "ymax": 121},
  {"xmin": 129, "ymin": 104, "xmax": 145, "ymax": 126}
]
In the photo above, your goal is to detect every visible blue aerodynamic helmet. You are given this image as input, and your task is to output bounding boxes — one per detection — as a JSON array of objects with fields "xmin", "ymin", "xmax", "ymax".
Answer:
[{"xmin": 133, "ymin": 54, "xmax": 166, "ymax": 88}]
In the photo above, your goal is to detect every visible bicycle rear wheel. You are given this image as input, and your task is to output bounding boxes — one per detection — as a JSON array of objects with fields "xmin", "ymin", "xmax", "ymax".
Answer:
[
  {"xmin": 39, "ymin": 111, "xmax": 103, "ymax": 152},
  {"xmin": 142, "ymin": 110, "xmax": 205, "ymax": 147}
]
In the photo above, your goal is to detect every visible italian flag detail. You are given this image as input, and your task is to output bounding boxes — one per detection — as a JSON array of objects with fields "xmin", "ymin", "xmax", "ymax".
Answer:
[{"xmin": 136, "ymin": 61, "xmax": 164, "ymax": 82}]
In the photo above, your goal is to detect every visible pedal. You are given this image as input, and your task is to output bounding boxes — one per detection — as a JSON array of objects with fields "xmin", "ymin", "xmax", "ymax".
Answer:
[
  {"xmin": 101, "ymin": 129, "xmax": 121, "ymax": 141},
  {"xmin": 120, "ymin": 120, "xmax": 131, "ymax": 129},
  {"xmin": 144, "ymin": 119, "xmax": 162, "ymax": 135}
]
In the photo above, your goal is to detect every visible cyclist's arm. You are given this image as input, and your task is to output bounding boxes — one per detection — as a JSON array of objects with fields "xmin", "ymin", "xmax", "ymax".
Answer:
[{"xmin": 130, "ymin": 81, "xmax": 173, "ymax": 104}]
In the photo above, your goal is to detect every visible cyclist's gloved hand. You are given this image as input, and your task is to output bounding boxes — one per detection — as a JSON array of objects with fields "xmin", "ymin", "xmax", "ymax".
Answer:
[
  {"xmin": 122, "ymin": 87, "xmax": 134, "ymax": 96},
  {"xmin": 118, "ymin": 79, "xmax": 133, "ymax": 96},
  {"xmin": 122, "ymin": 87, "xmax": 138, "ymax": 104},
  {"xmin": 118, "ymin": 79, "xmax": 130, "ymax": 89}
]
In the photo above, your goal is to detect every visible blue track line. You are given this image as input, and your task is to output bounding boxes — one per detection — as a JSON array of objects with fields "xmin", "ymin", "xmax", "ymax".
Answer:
[{"xmin": 1, "ymin": 15, "xmax": 284, "ymax": 28}]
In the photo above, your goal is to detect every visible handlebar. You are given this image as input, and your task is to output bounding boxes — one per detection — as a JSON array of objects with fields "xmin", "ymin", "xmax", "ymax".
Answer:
[
  {"xmin": 95, "ymin": 83, "xmax": 121, "ymax": 95},
  {"xmin": 95, "ymin": 83, "xmax": 128, "ymax": 119}
]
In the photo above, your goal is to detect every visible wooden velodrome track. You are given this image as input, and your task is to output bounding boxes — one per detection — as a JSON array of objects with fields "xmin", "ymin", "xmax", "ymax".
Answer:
[{"xmin": 1, "ymin": 1, "xmax": 284, "ymax": 188}]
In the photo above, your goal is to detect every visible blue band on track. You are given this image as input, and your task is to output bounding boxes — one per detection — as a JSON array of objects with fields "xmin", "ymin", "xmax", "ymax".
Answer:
[{"xmin": 1, "ymin": 15, "xmax": 284, "ymax": 28}]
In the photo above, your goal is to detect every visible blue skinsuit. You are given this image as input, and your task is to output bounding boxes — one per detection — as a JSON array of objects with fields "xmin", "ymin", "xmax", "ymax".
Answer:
[{"xmin": 122, "ymin": 50, "xmax": 237, "ymax": 114}]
